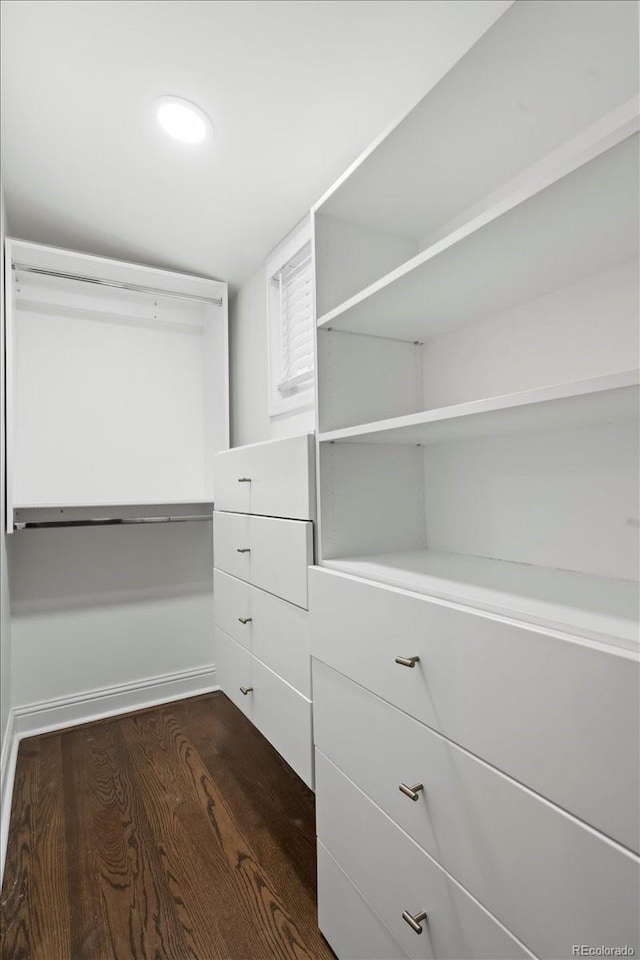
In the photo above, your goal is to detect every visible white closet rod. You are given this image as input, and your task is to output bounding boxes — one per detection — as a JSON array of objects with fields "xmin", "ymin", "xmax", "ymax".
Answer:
[
  {"xmin": 12, "ymin": 263, "xmax": 224, "ymax": 307},
  {"xmin": 14, "ymin": 515, "xmax": 213, "ymax": 530}
]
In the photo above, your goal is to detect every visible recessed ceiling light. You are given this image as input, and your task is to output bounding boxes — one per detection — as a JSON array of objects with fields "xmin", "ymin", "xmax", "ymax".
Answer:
[{"xmin": 153, "ymin": 96, "xmax": 212, "ymax": 144}]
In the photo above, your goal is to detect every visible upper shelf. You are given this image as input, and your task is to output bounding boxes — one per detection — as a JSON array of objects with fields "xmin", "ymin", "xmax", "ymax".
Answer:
[
  {"xmin": 318, "ymin": 371, "xmax": 640, "ymax": 446},
  {"xmin": 315, "ymin": 0, "xmax": 639, "ymax": 246},
  {"xmin": 317, "ymin": 129, "xmax": 639, "ymax": 339}
]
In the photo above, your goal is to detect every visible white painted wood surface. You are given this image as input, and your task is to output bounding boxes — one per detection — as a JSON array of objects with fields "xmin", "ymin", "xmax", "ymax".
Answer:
[
  {"xmin": 251, "ymin": 658, "xmax": 313, "ymax": 788},
  {"xmin": 213, "ymin": 569, "xmax": 252, "ymax": 649},
  {"xmin": 310, "ymin": 3, "xmax": 640, "ymax": 956},
  {"xmin": 213, "ymin": 570, "xmax": 310, "ymax": 697},
  {"xmin": 318, "ymin": 443, "xmax": 426, "ymax": 559},
  {"xmin": 314, "ymin": 214, "xmax": 417, "ymax": 318},
  {"xmin": 320, "ymin": 550, "xmax": 638, "ymax": 651},
  {"xmin": 316, "ymin": 751, "xmax": 533, "ymax": 960},
  {"xmin": 317, "ymin": 842, "xmax": 409, "ymax": 960},
  {"xmin": 314, "ymin": 660, "xmax": 640, "ymax": 957},
  {"xmin": 319, "ymin": 371, "xmax": 639, "ymax": 445},
  {"xmin": 213, "ymin": 627, "xmax": 252, "ymax": 718},
  {"xmin": 318, "ymin": 258, "xmax": 638, "ymax": 436},
  {"xmin": 317, "ymin": 131, "xmax": 638, "ymax": 337},
  {"xmin": 309, "ymin": 567, "xmax": 639, "ymax": 852},
  {"xmin": 213, "ymin": 511, "xmax": 313, "ymax": 608},
  {"xmin": 318, "ymin": 418, "xmax": 639, "ymax": 631},
  {"xmin": 315, "ymin": 0, "xmax": 637, "ymax": 272},
  {"xmin": 6, "ymin": 240, "xmax": 228, "ymax": 529},
  {"xmin": 317, "ymin": 329, "xmax": 423, "ymax": 434},
  {"xmin": 213, "ymin": 434, "xmax": 315, "ymax": 520},
  {"xmin": 421, "ymin": 422, "xmax": 638, "ymax": 583}
]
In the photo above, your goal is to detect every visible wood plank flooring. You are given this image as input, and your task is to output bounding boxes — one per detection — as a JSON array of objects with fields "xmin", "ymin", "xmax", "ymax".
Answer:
[{"xmin": 0, "ymin": 692, "xmax": 336, "ymax": 960}]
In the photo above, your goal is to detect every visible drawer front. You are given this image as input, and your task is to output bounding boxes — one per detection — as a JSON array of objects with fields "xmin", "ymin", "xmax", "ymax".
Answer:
[
  {"xmin": 213, "ymin": 569, "xmax": 251, "ymax": 649},
  {"xmin": 214, "ymin": 434, "xmax": 315, "ymax": 520},
  {"xmin": 309, "ymin": 567, "xmax": 640, "ymax": 852},
  {"xmin": 316, "ymin": 751, "xmax": 530, "ymax": 960},
  {"xmin": 214, "ymin": 627, "xmax": 252, "ymax": 718},
  {"xmin": 318, "ymin": 841, "xmax": 409, "ymax": 960},
  {"xmin": 214, "ymin": 570, "xmax": 311, "ymax": 697},
  {"xmin": 252, "ymin": 658, "xmax": 313, "ymax": 788},
  {"xmin": 214, "ymin": 512, "xmax": 313, "ymax": 608},
  {"xmin": 314, "ymin": 660, "xmax": 640, "ymax": 959}
]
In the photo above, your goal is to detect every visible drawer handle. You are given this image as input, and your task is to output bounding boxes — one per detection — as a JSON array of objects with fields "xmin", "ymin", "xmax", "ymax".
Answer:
[
  {"xmin": 239, "ymin": 686, "xmax": 253, "ymax": 695},
  {"xmin": 395, "ymin": 656, "xmax": 420, "ymax": 668},
  {"xmin": 238, "ymin": 477, "xmax": 251, "ymax": 483},
  {"xmin": 237, "ymin": 548, "xmax": 251, "ymax": 553},
  {"xmin": 399, "ymin": 782, "xmax": 424, "ymax": 802},
  {"xmin": 402, "ymin": 910, "xmax": 427, "ymax": 935},
  {"xmin": 238, "ymin": 617, "xmax": 252, "ymax": 624}
]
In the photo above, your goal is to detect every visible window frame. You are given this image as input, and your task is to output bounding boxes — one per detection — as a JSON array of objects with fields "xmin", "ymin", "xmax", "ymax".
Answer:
[{"xmin": 266, "ymin": 218, "xmax": 314, "ymax": 418}]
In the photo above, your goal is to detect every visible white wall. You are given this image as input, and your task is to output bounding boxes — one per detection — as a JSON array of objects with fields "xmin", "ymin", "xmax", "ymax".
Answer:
[
  {"xmin": 8, "ymin": 521, "xmax": 214, "ymax": 706},
  {"xmin": 229, "ymin": 265, "xmax": 314, "ymax": 446},
  {"xmin": 1, "ymin": 189, "xmax": 11, "ymax": 750}
]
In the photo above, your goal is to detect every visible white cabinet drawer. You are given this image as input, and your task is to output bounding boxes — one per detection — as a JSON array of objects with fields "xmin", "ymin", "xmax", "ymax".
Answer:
[
  {"xmin": 316, "ymin": 752, "xmax": 530, "ymax": 960},
  {"xmin": 214, "ymin": 569, "xmax": 252, "ymax": 649},
  {"xmin": 314, "ymin": 660, "xmax": 640, "ymax": 959},
  {"xmin": 309, "ymin": 567, "xmax": 639, "ymax": 852},
  {"xmin": 214, "ymin": 626, "xmax": 252, "ymax": 718},
  {"xmin": 214, "ymin": 434, "xmax": 315, "ymax": 520},
  {"xmin": 252, "ymin": 658, "xmax": 313, "ymax": 788},
  {"xmin": 318, "ymin": 841, "xmax": 409, "ymax": 960},
  {"xmin": 214, "ymin": 570, "xmax": 311, "ymax": 696},
  {"xmin": 215, "ymin": 511, "xmax": 313, "ymax": 608}
]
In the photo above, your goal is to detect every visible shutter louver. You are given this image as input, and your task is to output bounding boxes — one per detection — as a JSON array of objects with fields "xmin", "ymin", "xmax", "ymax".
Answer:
[{"xmin": 277, "ymin": 243, "xmax": 313, "ymax": 393}]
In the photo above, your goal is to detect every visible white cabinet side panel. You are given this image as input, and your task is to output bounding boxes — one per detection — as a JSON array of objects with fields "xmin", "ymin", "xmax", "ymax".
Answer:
[
  {"xmin": 315, "ymin": 213, "xmax": 417, "ymax": 318},
  {"xmin": 319, "ymin": 443, "xmax": 426, "ymax": 559},
  {"xmin": 318, "ymin": 330, "xmax": 423, "ymax": 433}
]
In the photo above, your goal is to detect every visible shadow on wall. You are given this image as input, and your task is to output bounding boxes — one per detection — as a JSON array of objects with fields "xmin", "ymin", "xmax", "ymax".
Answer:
[
  {"xmin": 7, "ymin": 522, "xmax": 214, "ymax": 706},
  {"xmin": 8, "ymin": 522, "xmax": 213, "ymax": 612}
]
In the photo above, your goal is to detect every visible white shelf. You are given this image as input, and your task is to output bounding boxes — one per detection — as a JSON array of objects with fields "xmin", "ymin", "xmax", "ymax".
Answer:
[
  {"xmin": 317, "ymin": 125, "xmax": 638, "ymax": 341},
  {"xmin": 321, "ymin": 551, "xmax": 639, "ymax": 652},
  {"xmin": 14, "ymin": 499, "xmax": 212, "ymax": 509},
  {"xmin": 318, "ymin": 371, "xmax": 639, "ymax": 445},
  {"xmin": 315, "ymin": 1, "xmax": 638, "ymax": 242}
]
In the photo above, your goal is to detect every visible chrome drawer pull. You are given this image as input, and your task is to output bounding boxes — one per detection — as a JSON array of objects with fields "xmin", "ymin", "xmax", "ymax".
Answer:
[
  {"xmin": 395, "ymin": 656, "xmax": 420, "ymax": 668},
  {"xmin": 238, "ymin": 477, "xmax": 251, "ymax": 483},
  {"xmin": 402, "ymin": 910, "xmax": 427, "ymax": 935},
  {"xmin": 399, "ymin": 782, "xmax": 424, "ymax": 802},
  {"xmin": 238, "ymin": 617, "xmax": 252, "ymax": 624},
  {"xmin": 237, "ymin": 548, "xmax": 251, "ymax": 553},
  {"xmin": 239, "ymin": 686, "xmax": 253, "ymax": 695}
]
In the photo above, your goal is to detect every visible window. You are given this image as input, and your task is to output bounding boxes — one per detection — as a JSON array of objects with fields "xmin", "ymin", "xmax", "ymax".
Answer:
[{"xmin": 266, "ymin": 219, "xmax": 314, "ymax": 417}]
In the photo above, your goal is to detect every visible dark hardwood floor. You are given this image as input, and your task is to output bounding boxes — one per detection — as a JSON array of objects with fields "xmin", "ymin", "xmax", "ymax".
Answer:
[{"xmin": 0, "ymin": 692, "xmax": 336, "ymax": 960}]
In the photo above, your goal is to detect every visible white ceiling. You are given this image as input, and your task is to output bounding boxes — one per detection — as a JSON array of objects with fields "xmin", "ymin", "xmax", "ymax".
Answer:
[{"xmin": 1, "ymin": 0, "xmax": 511, "ymax": 291}]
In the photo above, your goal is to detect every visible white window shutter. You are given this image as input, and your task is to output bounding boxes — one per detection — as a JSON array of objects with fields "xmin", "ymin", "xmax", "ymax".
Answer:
[{"xmin": 277, "ymin": 243, "xmax": 313, "ymax": 394}]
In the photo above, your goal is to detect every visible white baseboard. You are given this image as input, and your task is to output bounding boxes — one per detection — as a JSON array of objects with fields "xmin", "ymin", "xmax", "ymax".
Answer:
[
  {"xmin": 0, "ymin": 664, "xmax": 219, "ymax": 887},
  {"xmin": 0, "ymin": 708, "xmax": 19, "ymax": 887}
]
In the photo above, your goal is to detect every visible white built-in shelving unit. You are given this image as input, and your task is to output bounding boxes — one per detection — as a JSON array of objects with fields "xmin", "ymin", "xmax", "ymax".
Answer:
[
  {"xmin": 313, "ymin": 0, "xmax": 639, "ymax": 650},
  {"xmin": 5, "ymin": 240, "xmax": 229, "ymax": 532}
]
